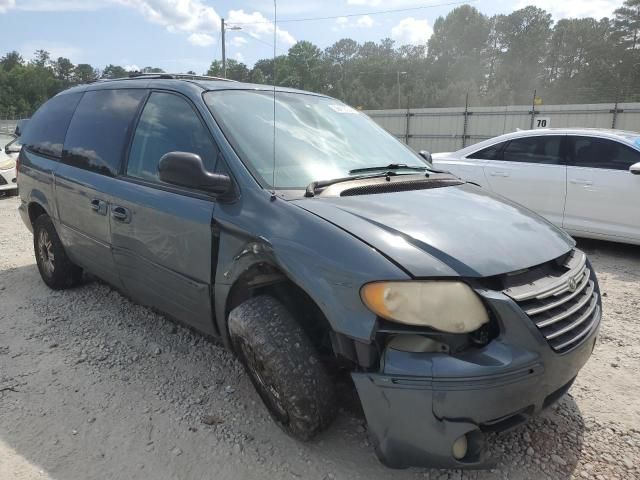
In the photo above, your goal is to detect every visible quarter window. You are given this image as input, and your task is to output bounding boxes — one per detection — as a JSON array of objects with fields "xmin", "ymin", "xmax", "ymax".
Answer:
[
  {"xmin": 20, "ymin": 92, "xmax": 82, "ymax": 159},
  {"xmin": 502, "ymin": 136, "xmax": 563, "ymax": 165},
  {"xmin": 467, "ymin": 142, "xmax": 506, "ymax": 160},
  {"xmin": 127, "ymin": 92, "xmax": 218, "ymax": 183},
  {"xmin": 62, "ymin": 89, "xmax": 147, "ymax": 176},
  {"xmin": 568, "ymin": 136, "xmax": 640, "ymax": 170}
]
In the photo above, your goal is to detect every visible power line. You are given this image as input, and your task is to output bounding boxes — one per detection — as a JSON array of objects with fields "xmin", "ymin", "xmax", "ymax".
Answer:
[{"xmin": 226, "ymin": 0, "xmax": 476, "ymax": 26}]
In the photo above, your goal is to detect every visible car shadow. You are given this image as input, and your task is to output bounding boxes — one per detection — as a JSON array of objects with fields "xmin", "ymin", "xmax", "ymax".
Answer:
[
  {"xmin": 0, "ymin": 263, "xmax": 586, "ymax": 480},
  {"xmin": 575, "ymin": 237, "xmax": 640, "ymax": 285}
]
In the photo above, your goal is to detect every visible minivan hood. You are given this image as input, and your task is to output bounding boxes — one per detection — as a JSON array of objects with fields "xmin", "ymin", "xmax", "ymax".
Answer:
[{"xmin": 293, "ymin": 184, "xmax": 574, "ymax": 278}]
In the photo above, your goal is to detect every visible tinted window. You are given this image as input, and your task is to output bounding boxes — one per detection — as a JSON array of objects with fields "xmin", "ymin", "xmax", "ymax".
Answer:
[
  {"xmin": 468, "ymin": 142, "xmax": 505, "ymax": 160},
  {"xmin": 569, "ymin": 136, "xmax": 640, "ymax": 170},
  {"xmin": 127, "ymin": 92, "xmax": 218, "ymax": 183},
  {"xmin": 502, "ymin": 136, "xmax": 563, "ymax": 164},
  {"xmin": 62, "ymin": 89, "xmax": 146, "ymax": 176},
  {"xmin": 20, "ymin": 92, "xmax": 82, "ymax": 158}
]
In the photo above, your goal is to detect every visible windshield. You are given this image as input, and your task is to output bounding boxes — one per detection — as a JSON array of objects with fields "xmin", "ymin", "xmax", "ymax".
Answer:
[{"xmin": 204, "ymin": 90, "xmax": 428, "ymax": 189}]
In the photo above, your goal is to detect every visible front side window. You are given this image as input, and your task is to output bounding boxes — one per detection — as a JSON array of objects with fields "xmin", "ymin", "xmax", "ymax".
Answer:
[
  {"xmin": 568, "ymin": 136, "xmax": 640, "ymax": 170},
  {"xmin": 502, "ymin": 136, "xmax": 563, "ymax": 165},
  {"xmin": 20, "ymin": 92, "xmax": 82, "ymax": 158},
  {"xmin": 63, "ymin": 89, "xmax": 147, "ymax": 176},
  {"xmin": 127, "ymin": 92, "xmax": 218, "ymax": 183},
  {"xmin": 204, "ymin": 90, "xmax": 428, "ymax": 189}
]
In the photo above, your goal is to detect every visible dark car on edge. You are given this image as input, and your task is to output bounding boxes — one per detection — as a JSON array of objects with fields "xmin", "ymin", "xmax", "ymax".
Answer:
[{"xmin": 16, "ymin": 74, "xmax": 601, "ymax": 469}]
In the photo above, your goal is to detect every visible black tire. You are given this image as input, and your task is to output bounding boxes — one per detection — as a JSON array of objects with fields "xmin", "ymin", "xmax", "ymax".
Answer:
[
  {"xmin": 33, "ymin": 215, "xmax": 83, "ymax": 289},
  {"xmin": 228, "ymin": 295, "xmax": 337, "ymax": 440}
]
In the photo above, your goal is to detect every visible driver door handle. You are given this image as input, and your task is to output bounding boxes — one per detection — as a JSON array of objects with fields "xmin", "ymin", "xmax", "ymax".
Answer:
[
  {"xmin": 489, "ymin": 171, "xmax": 509, "ymax": 177},
  {"xmin": 111, "ymin": 205, "xmax": 131, "ymax": 223}
]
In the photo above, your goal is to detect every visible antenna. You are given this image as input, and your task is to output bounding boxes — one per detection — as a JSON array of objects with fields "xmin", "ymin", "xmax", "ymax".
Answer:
[{"xmin": 271, "ymin": 0, "xmax": 277, "ymax": 192}]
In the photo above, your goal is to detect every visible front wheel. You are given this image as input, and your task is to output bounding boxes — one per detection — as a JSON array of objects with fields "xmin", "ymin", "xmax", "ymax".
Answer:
[
  {"xmin": 228, "ymin": 295, "xmax": 337, "ymax": 440},
  {"xmin": 33, "ymin": 215, "xmax": 83, "ymax": 289}
]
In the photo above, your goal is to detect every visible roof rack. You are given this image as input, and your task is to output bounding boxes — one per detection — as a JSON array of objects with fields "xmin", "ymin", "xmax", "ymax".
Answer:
[{"xmin": 97, "ymin": 73, "xmax": 236, "ymax": 83}]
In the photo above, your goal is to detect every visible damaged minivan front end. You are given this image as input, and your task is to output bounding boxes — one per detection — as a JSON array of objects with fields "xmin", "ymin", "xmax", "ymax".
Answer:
[{"xmin": 295, "ymin": 185, "xmax": 601, "ymax": 469}]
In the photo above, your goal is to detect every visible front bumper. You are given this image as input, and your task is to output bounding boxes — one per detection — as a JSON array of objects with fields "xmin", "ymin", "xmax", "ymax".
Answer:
[
  {"xmin": 352, "ymin": 288, "xmax": 600, "ymax": 469},
  {"xmin": 0, "ymin": 167, "xmax": 17, "ymax": 191}
]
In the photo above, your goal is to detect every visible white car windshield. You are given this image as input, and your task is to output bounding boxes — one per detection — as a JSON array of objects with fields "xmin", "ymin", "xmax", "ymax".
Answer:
[{"xmin": 205, "ymin": 90, "xmax": 428, "ymax": 189}]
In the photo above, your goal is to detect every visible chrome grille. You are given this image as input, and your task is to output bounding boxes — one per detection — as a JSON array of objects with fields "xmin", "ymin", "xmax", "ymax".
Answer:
[{"xmin": 504, "ymin": 250, "xmax": 600, "ymax": 353}]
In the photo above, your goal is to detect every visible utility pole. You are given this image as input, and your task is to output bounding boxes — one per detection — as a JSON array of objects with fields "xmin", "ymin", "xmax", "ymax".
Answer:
[{"xmin": 221, "ymin": 18, "xmax": 226, "ymax": 78}]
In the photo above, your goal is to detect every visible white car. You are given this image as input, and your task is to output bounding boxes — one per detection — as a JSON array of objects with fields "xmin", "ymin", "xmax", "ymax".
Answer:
[
  {"xmin": 432, "ymin": 128, "xmax": 640, "ymax": 245},
  {"xmin": 0, "ymin": 134, "xmax": 20, "ymax": 196}
]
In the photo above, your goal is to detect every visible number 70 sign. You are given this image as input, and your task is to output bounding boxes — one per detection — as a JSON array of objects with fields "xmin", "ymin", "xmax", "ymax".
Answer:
[{"xmin": 534, "ymin": 116, "xmax": 550, "ymax": 129}]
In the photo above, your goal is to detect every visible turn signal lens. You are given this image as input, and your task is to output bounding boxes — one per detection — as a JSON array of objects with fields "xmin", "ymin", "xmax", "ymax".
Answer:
[{"xmin": 361, "ymin": 281, "xmax": 489, "ymax": 333}]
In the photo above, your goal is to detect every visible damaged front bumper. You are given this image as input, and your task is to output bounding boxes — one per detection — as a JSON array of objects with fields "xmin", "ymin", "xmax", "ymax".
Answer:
[{"xmin": 352, "ymin": 289, "xmax": 600, "ymax": 469}]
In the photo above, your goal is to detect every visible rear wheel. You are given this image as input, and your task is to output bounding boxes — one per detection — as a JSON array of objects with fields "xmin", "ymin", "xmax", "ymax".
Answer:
[
  {"xmin": 228, "ymin": 295, "xmax": 337, "ymax": 440},
  {"xmin": 33, "ymin": 215, "xmax": 83, "ymax": 289}
]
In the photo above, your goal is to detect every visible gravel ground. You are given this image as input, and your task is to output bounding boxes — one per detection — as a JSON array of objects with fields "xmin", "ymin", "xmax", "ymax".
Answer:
[{"xmin": 0, "ymin": 194, "xmax": 639, "ymax": 480}]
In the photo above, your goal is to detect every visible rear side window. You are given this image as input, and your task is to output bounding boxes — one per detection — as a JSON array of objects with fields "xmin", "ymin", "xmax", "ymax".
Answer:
[
  {"xmin": 502, "ymin": 136, "xmax": 563, "ymax": 165},
  {"xmin": 467, "ymin": 142, "xmax": 505, "ymax": 160},
  {"xmin": 126, "ymin": 91, "xmax": 218, "ymax": 183},
  {"xmin": 62, "ymin": 89, "xmax": 147, "ymax": 176},
  {"xmin": 20, "ymin": 92, "xmax": 82, "ymax": 158},
  {"xmin": 569, "ymin": 136, "xmax": 640, "ymax": 170}
]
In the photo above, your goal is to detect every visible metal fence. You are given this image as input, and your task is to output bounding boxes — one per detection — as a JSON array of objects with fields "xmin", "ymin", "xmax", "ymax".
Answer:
[
  {"xmin": 0, "ymin": 118, "xmax": 26, "ymax": 135},
  {"xmin": 365, "ymin": 102, "xmax": 640, "ymax": 153}
]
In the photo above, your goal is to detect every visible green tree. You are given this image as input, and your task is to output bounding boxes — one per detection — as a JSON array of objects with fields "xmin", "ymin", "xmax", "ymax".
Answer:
[
  {"xmin": 53, "ymin": 57, "xmax": 75, "ymax": 83},
  {"xmin": 0, "ymin": 51, "xmax": 24, "ymax": 71},
  {"xmin": 74, "ymin": 64, "xmax": 98, "ymax": 83},
  {"xmin": 102, "ymin": 64, "xmax": 127, "ymax": 79}
]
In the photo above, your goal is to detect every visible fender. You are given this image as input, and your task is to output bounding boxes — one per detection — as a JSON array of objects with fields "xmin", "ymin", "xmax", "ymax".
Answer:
[{"xmin": 212, "ymin": 195, "xmax": 409, "ymax": 347}]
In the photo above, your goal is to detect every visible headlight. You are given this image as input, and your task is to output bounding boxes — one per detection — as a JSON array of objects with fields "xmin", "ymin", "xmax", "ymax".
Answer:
[
  {"xmin": 360, "ymin": 281, "xmax": 489, "ymax": 333},
  {"xmin": 0, "ymin": 159, "xmax": 15, "ymax": 170}
]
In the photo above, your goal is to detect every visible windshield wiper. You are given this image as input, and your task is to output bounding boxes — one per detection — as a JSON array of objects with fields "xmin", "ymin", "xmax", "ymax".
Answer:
[
  {"xmin": 348, "ymin": 163, "xmax": 429, "ymax": 175},
  {"xmin": 305, "ymin": 171, "xmax": 426, "ymax": 197}
]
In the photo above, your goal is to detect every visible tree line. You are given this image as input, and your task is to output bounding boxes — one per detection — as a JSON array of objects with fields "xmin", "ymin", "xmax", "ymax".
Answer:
[{"xmin": 1, "ymin": 1, "xmax": 639, "ymax": 117}]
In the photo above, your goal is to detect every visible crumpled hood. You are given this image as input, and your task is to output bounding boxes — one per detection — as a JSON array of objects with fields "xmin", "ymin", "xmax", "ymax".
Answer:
[{"xmin": 293, "ymin": 184, "xmax": 575, "ymax": 278}]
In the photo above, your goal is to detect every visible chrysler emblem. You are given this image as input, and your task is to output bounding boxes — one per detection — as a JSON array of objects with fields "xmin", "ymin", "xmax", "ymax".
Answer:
[{"xmin": 567, "ymin": 277, "xmax": 578, "ymax": 292}]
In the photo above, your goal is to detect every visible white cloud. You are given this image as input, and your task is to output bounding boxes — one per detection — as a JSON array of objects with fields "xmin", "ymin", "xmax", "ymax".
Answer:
[
  {"xmin": 228, "ymin": 36, "xmax": 248, "ymax": 48},
  {"xmin": 188, "ymin": 32, "xmax": 215, "ymax": 47},
  {"xmin": 0, "ymin": 0, "xmax": 15, "ymax": 13},
  {"xmin": 391, "ymin": 17, "xmax": 433, "ymax": 45},
  {"xmin": 356, "ymin": 15, "xmax": 374, "ymax": 28},
  {"xmin": 234, "ymin": 52, "xmax": 245, "ymax": 63},
  {"xmin": 227, "ymin": 9, "xmax": 296, "ymax": 47},
  {"xmin": 515, "ymin": 0, "xmax": 618, "ymax": 19},
  {"xmin": 115, "ymin": 0, "xmax": 220, "ymax": 34},
  {"xmin": 333, "ymin": 14, "xmax": 375, "ymax": 31},
  {"xmin": 124, "ymin": 64, "xmax": 140, "ymax": 71}
]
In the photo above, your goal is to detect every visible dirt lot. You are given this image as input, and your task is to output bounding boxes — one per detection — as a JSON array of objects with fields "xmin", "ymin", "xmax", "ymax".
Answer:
[{"xmin": 0, "ymin": 194, "xmax": 639, "ymax": 480}]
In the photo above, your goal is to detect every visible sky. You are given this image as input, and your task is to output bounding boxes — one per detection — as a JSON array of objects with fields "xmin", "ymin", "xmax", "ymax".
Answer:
[{"xmin": 0, "ymin": 0, "xmax": 624, "ymax": 74}]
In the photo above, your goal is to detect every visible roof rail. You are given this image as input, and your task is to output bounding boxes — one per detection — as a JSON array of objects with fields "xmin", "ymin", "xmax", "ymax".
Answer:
[{"xmin": 96, "ymin": 73, "xmax": 236, "ymax": 83}]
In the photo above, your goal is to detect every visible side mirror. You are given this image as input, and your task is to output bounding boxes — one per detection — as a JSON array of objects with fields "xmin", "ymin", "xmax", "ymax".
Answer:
[
  {"xmin": 14, "ymin": 119, "xmax": 28, "ymax": 137},
  {"xmin": 5, "ymin": 141, "xmax": 21, "ymax": 154},
  {"xmin": 158, "ymin": 152, "xmax": 232, "ymax": 195},
  {"xmin": 419, "ymin": 150, "xmax": 433, "ymax": 166},
  {"xmin": 630, "ymin": 162, "xmax": 640, "ymax": 175}
]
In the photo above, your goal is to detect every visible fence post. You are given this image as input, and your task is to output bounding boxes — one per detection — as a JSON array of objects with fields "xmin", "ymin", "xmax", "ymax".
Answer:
[
  {"xmin": 611, "ymin": 87, "xmax": 620, "ymax": 129},
  {"xmin": 404, "ymin": 105, "xmax": 410, "ymax": 145},
  {"xmin": 462, "ymin": 92, "xmax": 469, "ymax": 148},
  {"xmin": 529, "ymin": 89, "xmax": 537, "ymax": 130}
]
